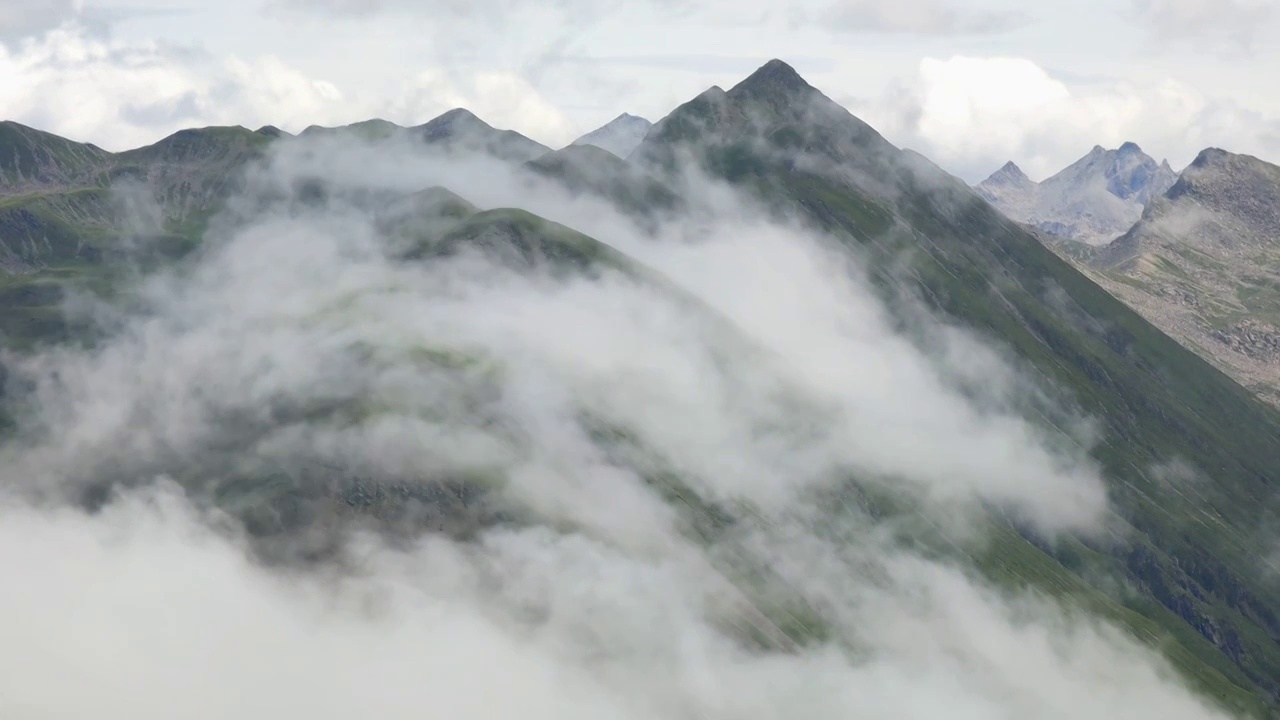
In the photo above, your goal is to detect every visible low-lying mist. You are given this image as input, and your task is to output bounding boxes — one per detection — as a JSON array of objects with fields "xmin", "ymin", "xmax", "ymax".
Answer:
[{"xmin": 0, "ymin": 132, "xmax": 1237, "ymax": 718}]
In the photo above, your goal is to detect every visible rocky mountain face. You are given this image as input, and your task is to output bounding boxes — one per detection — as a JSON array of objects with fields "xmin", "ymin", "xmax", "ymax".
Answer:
[
  {"xmin": 6, "ymin": 61, "xmax": 1280, "ymax": 714},
  {"xmin": 0, "ymin": 121, "xmax": 112, "ymax": 193},
  {"xmin": 569, "ymin": 112, "xmax": 652, "ymax": 159},
  {"xmin": 1080, "ymin": 148, "xmax": 1280, "ymax": 405},
  {"xmin": 977, "ymin": 142, "xmax": 1178, "ymax": 245}
]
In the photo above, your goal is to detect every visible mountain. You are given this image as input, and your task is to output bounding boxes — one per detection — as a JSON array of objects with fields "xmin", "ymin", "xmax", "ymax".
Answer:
[
  {"xmin": 0, "ymin": 120, "xmax": 111, "ymax": 192},
  {"xmin": 5, "ymin": 60, "xmax": 1280, "ymax": 714},
  {"xmin": 297, "ymin": 112, "xmax": 551, "ymax": 164},
  {"xmin": 633, "ymin": 59, "xmax": 1280, "ymax": 710},
  {"xmin": 0, "ymin": 111, "xmax": 548, "ymax": 347},
  {"xmin": 412, "ymin": 108, "xmax": 550, "ymax": 163},
  {"xmin": 299, "ymin": 118, "xmax": 401, "ymax": 142},
  {"xmin": 1077, "ymin": 148, "xmax": 1280, "ymax": 405},
  {"xmin": 523, "ymin": 143, "xmax": 682, "ymax": 218},
  {"xmin": 569, "ymin": 112, "xmax": 652, "ymax": 158},
  {"xmin": 978, "ymin": 142, "xmax": 1179, "ymax": 245},
  {"xmin": 976, "ymin": 160, "xmax": 1036, "ymax": 208}
]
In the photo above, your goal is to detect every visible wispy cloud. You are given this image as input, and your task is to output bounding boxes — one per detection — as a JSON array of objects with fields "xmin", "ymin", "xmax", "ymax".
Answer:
[
  {"xmin": 1131, "ymin": 0, "xmax": 1277, "ymax": 54},
  {"xmin": 0, "ymin": 0, "xmax": 79, "ymax": 43},
  {"xmin": 817, "ymin": 0, "xmax": 1027, "ymax": 36}
]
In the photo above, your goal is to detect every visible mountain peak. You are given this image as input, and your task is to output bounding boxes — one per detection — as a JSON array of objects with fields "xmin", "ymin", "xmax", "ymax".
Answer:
[
  {"xmin": 429, "ymin": 108, "xmax": 486, "ymax": 127},
  {"xmin": 981, "ymin": 161, "xmax": 1034, "ymax": 189},
  {"xmin": 999, "ymin": 160, "xmax": 1029, "ymax": 178},
  {"xmin": 634, "ymin": 57, "xmax": 892, "ymax": 173},
  {"xmin": 757, "ymin": 58, "xmax": 804, "ymax": 80},
  {"xmin": 1191, "ymin": 147, "xmax": 1231, "ymax": 168},
  {"xmin": 417, "ymin": 108, "xmax": 496, "ymax": 144},
  {"xmin": 984, "ymin": 141, "xmax": 1181, "ymax": 245},
  {"xmin": 732, "ymin": 59, "xmax": 813, "ymax": 97},
  {"xmin": 695, "ymin": 86, "xmax": 727, "ymax": 102},
  {"xmin": 603, "ymin": 113, "xmax": 651, "ymax": 127},
  {"xmin": 570, "ymin": 113, "xmax": 653, "ymax": 158}
]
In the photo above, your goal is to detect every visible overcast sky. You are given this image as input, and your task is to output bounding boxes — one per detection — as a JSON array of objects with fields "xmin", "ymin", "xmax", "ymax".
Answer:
[{"xmin": 1, "ymin": 0, "xmax": 1277, "ymax": 181}]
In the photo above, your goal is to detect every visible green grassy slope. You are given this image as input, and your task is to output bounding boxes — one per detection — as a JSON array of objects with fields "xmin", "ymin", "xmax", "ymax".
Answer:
[
  {"xmin": 0, "ymin": 124, "xmax": 282, "ymax": 350},
  {"xmin": 633, "ymin": 59, "xmax": 1280, "ymax": 713}
]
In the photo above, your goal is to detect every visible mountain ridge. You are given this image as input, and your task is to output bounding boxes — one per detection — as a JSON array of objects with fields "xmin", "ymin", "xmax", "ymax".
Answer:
[
  {"xmin": 4, "ymin": 59, "xmax": 1280, "ymax": 713},
  {"xmin": 570, "ymin": 112, "xmax": 652, "ymax": 159},
  {"xmin": 977, "ymin": 143, "xmax": 1179, "ymax": 245},
  {"xmin": 634, "ymin": 59, "xmax": 1280, "ymax": 709}
]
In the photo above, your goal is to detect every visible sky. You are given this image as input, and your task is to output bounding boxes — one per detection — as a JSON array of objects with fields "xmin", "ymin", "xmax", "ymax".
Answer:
[{"xmin": 1, "ymin": 0, "xmax": 1278, "ymax": 182}]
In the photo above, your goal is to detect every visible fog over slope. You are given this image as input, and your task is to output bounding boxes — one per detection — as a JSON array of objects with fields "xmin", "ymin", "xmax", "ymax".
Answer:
[{"xmin": 0, "ymin": 130, "xmax": 1238, "ymax": 719}]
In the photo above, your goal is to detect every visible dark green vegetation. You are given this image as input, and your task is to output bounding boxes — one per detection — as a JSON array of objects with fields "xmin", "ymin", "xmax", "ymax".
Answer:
[{"xmin": 4, "ymin": 61, "xmax": 1280, "ymax": 716}]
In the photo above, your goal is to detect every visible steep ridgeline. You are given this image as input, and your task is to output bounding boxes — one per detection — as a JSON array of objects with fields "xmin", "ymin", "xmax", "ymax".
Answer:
[
  {"xmin": 632, "ymin": 59, "xmax": 1280, "ymax": 712},
  {"xmin": 977, "ymin": 143, "xmax": 1179, "ymax": 246},
  {"xmin": 569, "ymin": 112, "xmax": 653, "ymax": 159},
  {"xmin": 1080, "ymin": 148, "xmax": 1280, "ymax": 405}
]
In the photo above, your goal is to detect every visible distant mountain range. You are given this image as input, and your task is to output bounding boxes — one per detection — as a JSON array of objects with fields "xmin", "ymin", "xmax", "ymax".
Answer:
[
  {"xmin": 977, "ymin": 139, "xmax": 1280, "ymax": 405},
  {"xmin": 977, "ymin": 142, "xmax": 1179, "ymax": 246},
  {"xmin": 297, "ymin": 110, "xmax": 655, "ymax": 162},
  {"xmin": 6, "ymin": 60, "xmax": 1280, "ymax": 714}
]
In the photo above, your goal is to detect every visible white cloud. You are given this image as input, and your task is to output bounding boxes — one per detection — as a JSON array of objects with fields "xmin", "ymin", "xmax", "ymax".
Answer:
[
  {"xmin": 854, "ymin": 55, "xmax": 1280, "ymax": 181},
  {"xmin": 0, "ymin": 482, "xmax": 1232, "ymax": 720},
  {"xmin": 0, "ymin": 0, "xmax": 79, "ymax": 42},
  {"xmin": 261, "ymin": 0, "xmax": 680, "ymax": 21},
  {"xmin": 1132, "ymin": 0, "xmax": 1276, "ymax": 50},
  {"xmin": 386, "ymin": 69, "xmax": 576, "ymax": 145},
  {"xmin": 0, "ymin": 24, "xmax": 572, "ymax": 149},
  {"xmin": 0, "ymin": 26, "xmax": 360, "ymax": 148},
  {"xmin": 820, "ymin": 0, "xmax": 1024, "ymax": 35}
]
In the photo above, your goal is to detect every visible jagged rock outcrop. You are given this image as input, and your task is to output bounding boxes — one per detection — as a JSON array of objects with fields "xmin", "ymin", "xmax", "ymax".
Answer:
[
  {"xmin": 1058, "ymin": 148, "xmax": 1280, "ymax": 405},
  {"xmin": 977, "ymin": 143, "xmax": 1178, "ymax": 245}
]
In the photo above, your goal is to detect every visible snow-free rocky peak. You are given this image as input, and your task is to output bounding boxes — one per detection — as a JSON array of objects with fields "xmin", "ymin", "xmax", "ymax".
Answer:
[
  {"xmin": 976, "ymin": 142, "xmax": 1180, "ymax": 246},
  {"xmin": 570, "ymin": 113, "xmax": 653, "ymax": 159},
  {"xmin": 986, "ymin": 161, "xmax": 1033, "ymax": 188},
  {"xmin": 976, "ymin": 161, "xmax": 1036, "ymax": 211},
  {"xmin": 1108, "ymin": 147, "xmax": 1280, "ymax": 259}
]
